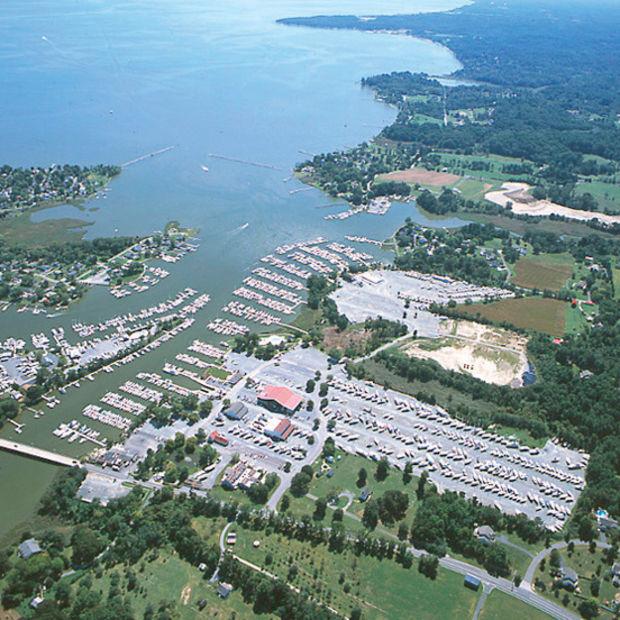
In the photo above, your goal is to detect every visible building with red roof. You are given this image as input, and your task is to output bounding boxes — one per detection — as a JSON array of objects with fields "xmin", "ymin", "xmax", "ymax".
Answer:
[
  {"xmin": 264, "ymin": 416, "xmax": 295, "ymax": 441},
  {"xmin": 257, "ymin": 385, "xmax": 302, "ymax": 415}
]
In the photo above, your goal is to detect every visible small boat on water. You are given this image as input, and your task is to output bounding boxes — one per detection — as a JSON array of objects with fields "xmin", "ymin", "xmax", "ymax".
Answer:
[{"xmin": 201, "ymin": 164, "xmax": 209, "ymax": 173}]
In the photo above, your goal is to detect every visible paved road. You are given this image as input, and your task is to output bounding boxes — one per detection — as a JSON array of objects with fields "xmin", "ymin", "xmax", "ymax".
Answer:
[{"xmin": 472, "ymin": 583, "xmax": 493, "ymax": 620}]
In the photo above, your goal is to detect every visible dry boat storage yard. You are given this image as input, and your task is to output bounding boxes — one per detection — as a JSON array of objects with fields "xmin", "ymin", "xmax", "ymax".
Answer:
[
  {"xmin": 82, "ymin": 338, "xmax": 585, "ymax": 530},
  {"xmin": 402, "ymin": 319, "xmax": 530, "ymax": 387},
  {"xmin": 330, "ymin": 269, "xmax": 514, "ymax": 337},
  {"xmin": 280, "ymin": 348, "xmax": 584, "ymax": 531}
]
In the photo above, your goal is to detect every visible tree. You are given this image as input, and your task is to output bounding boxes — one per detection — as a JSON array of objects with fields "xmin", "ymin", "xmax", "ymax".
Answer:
[
  {"xmin": 332, "ymin": 508, "xmax": 344, "ymax": 523},
  {"xmin": 377, "ymin": 490, "xmax": 409, "ymax": 525},
  {"xmin": 280, "ymin": 494, "xmax": 290, "ymax": 512},
  {"xmin": 590, "ymin": 577, "xmax": 600, "ymax": 597},
  {"xmin": 484, "ymin": 544, "xmax": 510, "ymax": 577},
  {"xmin": 71, "ymin": 526, "xmax": 105, "ymax": 566},
  {"xmin": 305, "ymin": 379, "xmax": 316, "ymax": 393},
  {"xmin": 375, "ymin": 458, "xmax": 389, "ymax": 482},
  {"xmin": 417, "ymin": 471, "xmax": 428, "ymax": 500},
  {"xmin": 313, "ymin": 498, "xmax": 327, "ymax": 521},
  {"xmin": 290, "ymin": 471, "xmax": 312, "ymax": 497},
  {"xmin": 356, "ymin": 467, "xmax": 368, "ymax": 489},
  {"xmin": 398, "ymin": 522, "xmax": 409, "ymax": 541},
  {"xmin": 362, "ymin": 500, "xmax": 379, "ymax": 530},
  {"xmin": 54, "ymin": 580, "xmax": 71, "ymax": 608},
  {"xmin": 550, "ymin": 548, "xmax": 561, "ymax": 569},
  {"xmin": 403, "ymin": 461, "xmax": 413, "ymax": 485},
  {"xmin": 577, "ymin": 599, "xmax": 599, "ymax": 619},
  {"xmin": 578, "ymin": 516, "xmax": 596, "ymax": 543},
  {"xmin": 418, "ymin": 554, "xmax": 439, "ymax": 579}
]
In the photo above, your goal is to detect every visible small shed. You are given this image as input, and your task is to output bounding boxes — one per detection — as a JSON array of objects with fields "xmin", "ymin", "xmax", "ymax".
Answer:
[
  {"xmin": 464, "ymin": 574, "xmax": 481, "ymax": 591},
  {"xmin": 218, "ymin": 582, "xmax": 233, "ymax": 599}
]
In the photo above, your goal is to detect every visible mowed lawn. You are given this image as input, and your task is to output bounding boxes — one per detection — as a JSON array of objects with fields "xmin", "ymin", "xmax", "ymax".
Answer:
[
  {"xmin": 235, "ymin": 527, "xmax": 480, "ymax": 620},
  {"xmin": 479, "ymin": 590, "xmax": 553, "ymax": 620},
  {"xmin": 456, "ymin": 297, "xmax": 567, "ymax": 337},
  {"xmin": 512, "ymin": 253, "xmax": 574, "ymax": 292}
]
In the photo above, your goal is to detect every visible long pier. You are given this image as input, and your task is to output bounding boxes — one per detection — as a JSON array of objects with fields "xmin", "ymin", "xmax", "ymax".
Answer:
[
  {"xmin": 208, "ymin": 153, "xmax": 282, "ymax": 171},
  {"xmin": 121, "ymin": 145, "xmax": 176, "ymax": 168},
  {"xmin": 0, "ymin": 438, "xmax": 80, "ymax": 467}
]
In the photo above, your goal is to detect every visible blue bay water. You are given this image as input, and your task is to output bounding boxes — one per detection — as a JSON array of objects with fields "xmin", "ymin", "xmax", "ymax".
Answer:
[{"xmin": 0, "ymin": 0, "xmax": 466, "ymax": 536}]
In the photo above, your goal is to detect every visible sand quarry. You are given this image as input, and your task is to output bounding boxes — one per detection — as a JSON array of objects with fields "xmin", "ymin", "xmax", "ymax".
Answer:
[
  {"xmin": 403, "ymin": 318, "xmax": 529, "ymax": 387},
  {"xmin": 379, "ymin": 167, "xmax": 461, "ymax": 186},
  {"xmin": 485, "ymin": 182, "xmax": 620, "ymax": 226}
]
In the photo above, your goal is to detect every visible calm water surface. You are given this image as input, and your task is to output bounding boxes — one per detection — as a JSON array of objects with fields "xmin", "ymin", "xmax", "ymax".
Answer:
[{"xmin": 0, "ymin": 0, "xmax": 465, "ymax": 536}]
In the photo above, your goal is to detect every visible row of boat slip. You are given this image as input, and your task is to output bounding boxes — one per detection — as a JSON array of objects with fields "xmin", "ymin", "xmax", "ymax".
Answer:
[
  {"xmin": 297, "ymin": 244, "xmax": 347, "ymax": 270},
  {"xmin": 274, "ymin": 237, "xmax": 326, "ymax": 254},
  {"xmin": 207, "ymin": 318, "xmax": 249, "ymax": 336},
  {"xmin": 288, "ymin": 251, "xmax": 332, "ymax": 274},
  {"xmin": 328, "ymin": 242, "xmax": 373, "ymax": 262},
  {"xmin": 101, "ymin": 391, "xmax": 146, "ymax": 415},
  {"xmin": 252, "ymin": 267, "xmax": 305, "ymax": 291},
  {"xmin": 243, "ymin": 277, "xmax": 303, "ymax": 305},
  {"xmin": 223, "ymin": 301, "xmax": 281, "ymax": 326},
  {"xmin": 345, "ymin": 235, "xmax": 382, "ymax": 246},
  {"xmin": 260, "ymin": 255, "xmax": 311, "ymax": 280},
  {"xmin": 176, "ymin": 293, "xmax": 211, "ymax": 317},
  {"xmin": 53, "ymin": 420, "xmax": 103, "ymax": 445},
  {"xmin": 176, "ymin": 353, "xmax": 211, "ymax": 369},
  {"xmin": 187, "ymin": 339, "xmax": 226, "ymax": 360},
  {"xmin": 138, "ymin": 370, "xmax": 194, "ymax": 398},
  {"xmin": 233, "ymin": 287, "xmax": 295, "ymax": 314},
  {"xmin": 324, "ymin": 207, "xmax": 362, "ymax": 221},
  {"xmin": 82, "ymin": 404, "xmax": 132, "ymax": 430},
  {"xmin": 71, "ymin": 288, "xmax": 198, "ymax": 337},
  {"xmin": 31, "ymin": 332, "xmax": 50, "ymax": 350},
  {"xmin": 119, "ymin": 380, "xmax": 162, "ymax": 403}
]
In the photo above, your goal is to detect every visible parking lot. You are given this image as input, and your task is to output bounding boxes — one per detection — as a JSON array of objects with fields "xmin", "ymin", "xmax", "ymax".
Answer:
[
  {"xmin": 247, "ymin": 347, "xmax": 586, "ymax": 531},
  {"xmin": 331, "ymin": 270, "xmax": 514, "ymax": 337}
]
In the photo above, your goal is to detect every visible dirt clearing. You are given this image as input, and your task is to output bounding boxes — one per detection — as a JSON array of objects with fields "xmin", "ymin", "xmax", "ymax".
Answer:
[
  {"xmin": 378, "ymin": 167, "xmax": 461, "ymax": 186},
  {"xmin": 403, "ymin": 319, "xmax": 529, "ymax": 386}
]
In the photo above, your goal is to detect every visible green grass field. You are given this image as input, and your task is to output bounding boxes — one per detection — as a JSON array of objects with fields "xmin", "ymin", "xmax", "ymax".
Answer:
[
  {"xmin": 512, "ymin": 253, "xmax": 574, "ymax": 292},
  {"xmin": 80, "ymin": 549, "xmax": 261, "ymax": 620},
  {"xmin": 479, "ymin": 590, "xmax": 553, "ymax": 620},
  {"xmin": 456, "ymin": 297, "xmax": 567, "ymax": 337},
  {"xmin": 575, "ymin": 179, "xmax": 620, "ymax": 214},
  {"xmin": 234, "ymin": 526, "xmax": 481, "ymax": 620}
]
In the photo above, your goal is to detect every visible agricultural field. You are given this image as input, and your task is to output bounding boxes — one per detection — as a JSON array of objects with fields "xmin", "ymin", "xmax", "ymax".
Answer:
[
  {"xmin": 430, "ymin": 153, "xmax": 534, "ymax": 185},
  {"xmin": 233, "ymin": 525, "xmax": 481, "ymax": 620},
  {"xmin": 479, "ymin": 590, "xmax": 553, "ymax": 620},
  {"xmin": 456, "ymin": 297, "xmax": 567, "ymax": 337},
  {"xmin": 512, "ymin": 253, "xmax": 575, "ymax": 292}
]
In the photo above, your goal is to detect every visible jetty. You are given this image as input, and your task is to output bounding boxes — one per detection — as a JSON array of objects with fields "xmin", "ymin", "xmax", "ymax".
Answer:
[
  {"xmin": 208, "ymin": 154, "xmax": 282, "ymax": 171},
  {"xmin": 0, "ymin": 438, "xmax": 80, "ymax": 467},
  {"xmin": 121, "ymin": 145, "xmax": 176, "ymax": 168}
]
